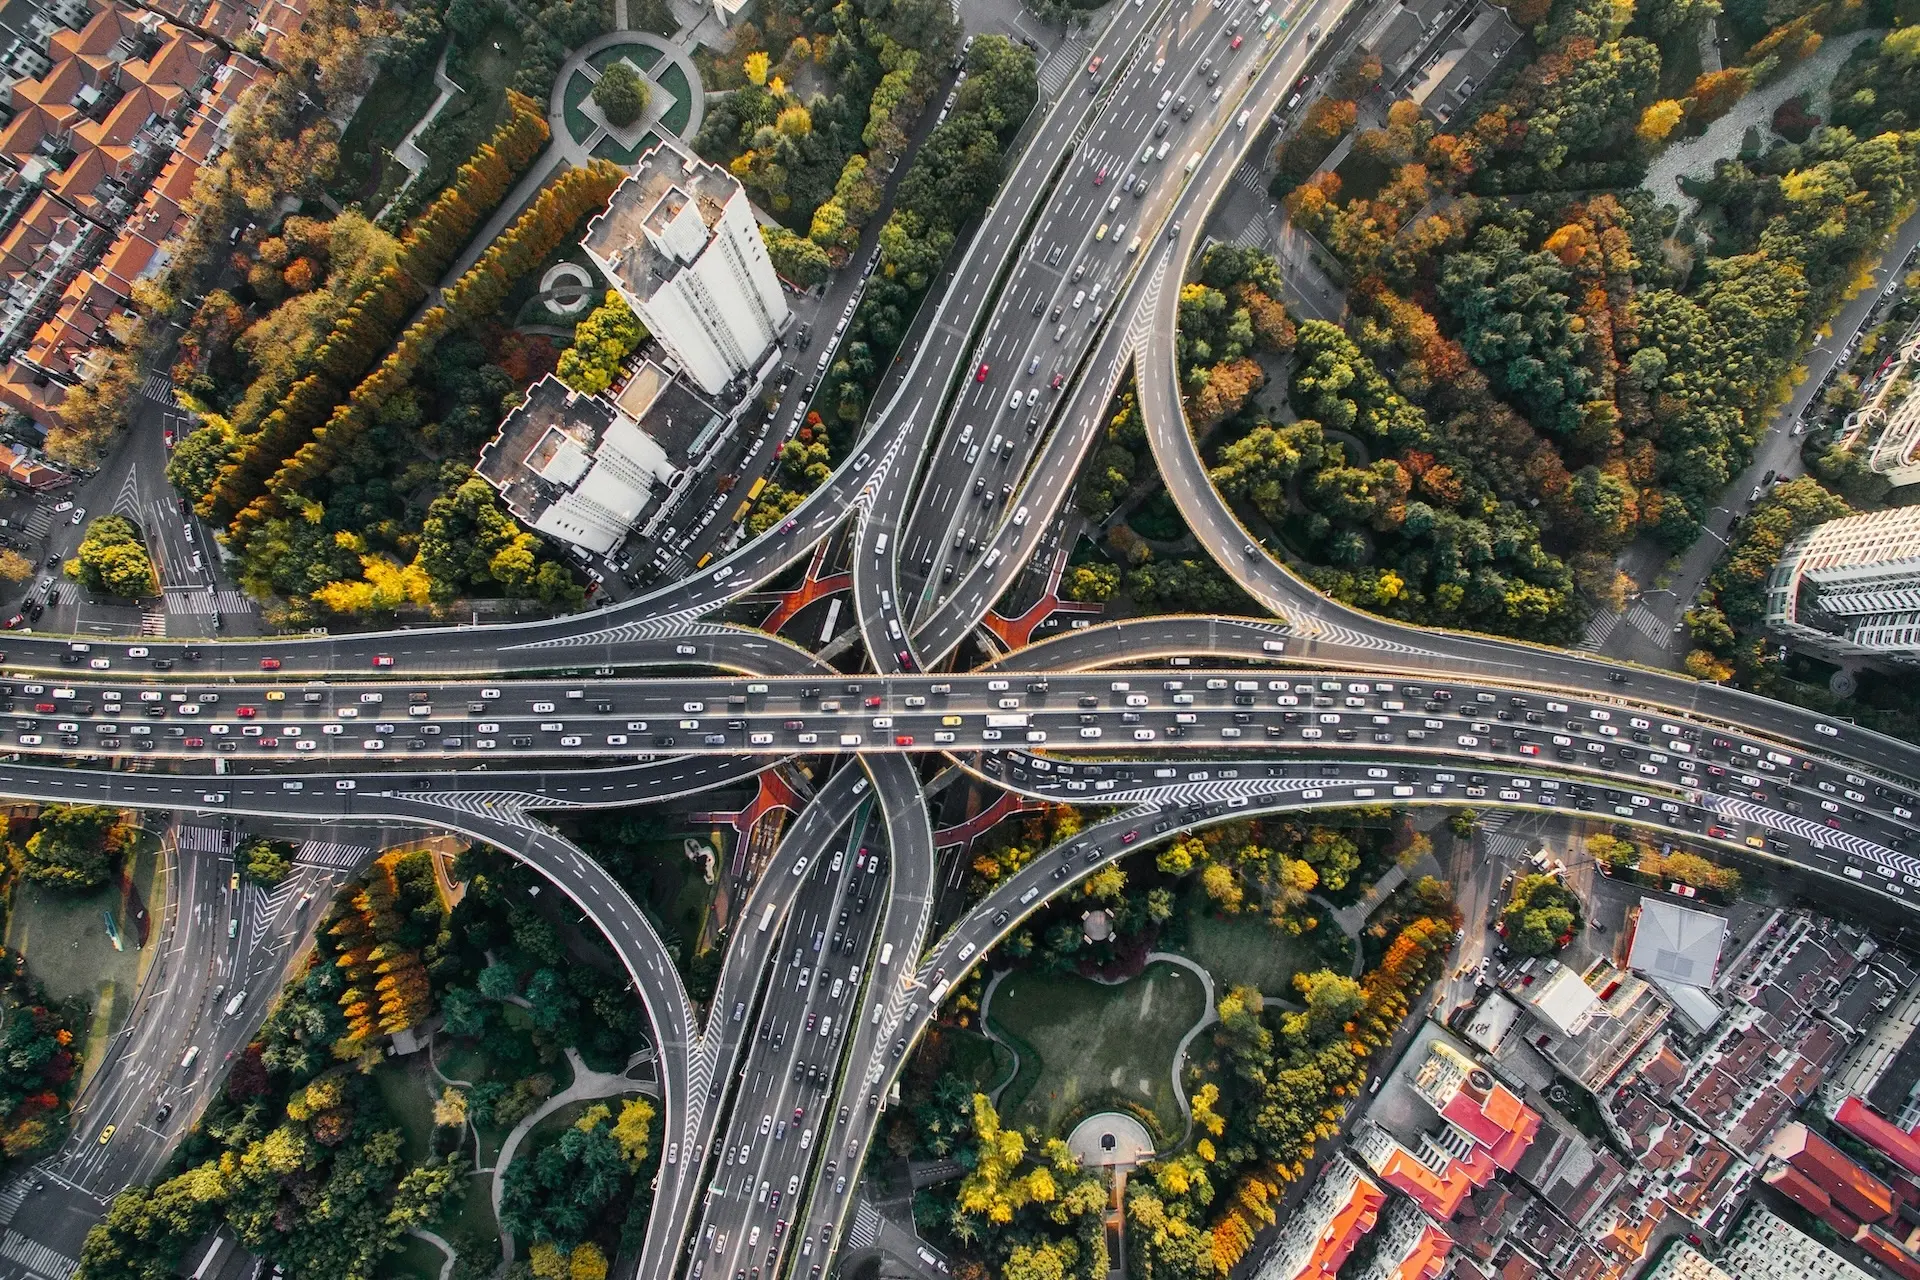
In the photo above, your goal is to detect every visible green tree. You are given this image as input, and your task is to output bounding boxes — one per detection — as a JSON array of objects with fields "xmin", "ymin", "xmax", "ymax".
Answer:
[
  {"xmin": 21, "ymin": 805, "xmax": 132, "ymax": 890},
  {"xmin": 239, "ymin": 836, "xmax": 294, "ymax": 886},
  {"xmin": 66, "ymin": 516, "xmax": 154, "ymax": 598},
  {"xmin": 592, "ymin": 63, "xmax": 650, "ymax": 128},
  {"xmin": 1500, "ymin": 874, "xmax": 1581, "ymax": 955}
]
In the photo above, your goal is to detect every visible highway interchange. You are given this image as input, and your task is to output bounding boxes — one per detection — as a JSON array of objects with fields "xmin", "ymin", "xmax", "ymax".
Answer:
[{"xmin": 4, "ymin": 1, "xmax": 1919, "ymax": 1278}]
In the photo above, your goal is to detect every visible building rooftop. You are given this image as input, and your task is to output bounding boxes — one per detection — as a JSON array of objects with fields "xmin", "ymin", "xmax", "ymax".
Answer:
[
  {"xmin": 1631, "ymin": 900, "xmax": 1730, "ymax": 989},
  {"xmin": 582, "ymin": 140, "xmax": 739, "ymax": 309}
]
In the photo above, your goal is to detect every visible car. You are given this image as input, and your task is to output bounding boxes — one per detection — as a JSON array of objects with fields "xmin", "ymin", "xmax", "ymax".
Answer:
[
  {"xmin": 89, "ymin": 658, "xmax": 109, "ymax": 669},
  {"xmin": 1230, "ymin": 32, "xmax": 1243, "ymax": 46},
  {"xmin": 127, "ymin": 646, "xmax": 147, "ymax": 658},
  {"xmin": 895, "ymin": 734, "xmax": 914, "ymax": 746},
  {"xmin": 69, "ymin": 507, "xmax": 85, "ymax": 524},
  {"xmin": 1086, "ymin": 53, "xmax": 1103, "ymax": 74},
  {"xmin": 1816, "ymin": 722, "xmax": 1839, "ymax": 736},
  {"xmin": 1121, "ymin": 830, "xmax": 1139, "ymax": 844},
  {"xmin": 1094, "ymin": 166, "xmax": 1107, "ymax": 185},
  {"xmin": 259, "ymin": 657, "xmax": 282, "ymax": 671},
  {"xmin": 156, "ymin": 1103, "xmax": 173, "ymax": 1123},
  {"xmin": 977, "ymin": 362, "xmax": 990, "ymax": 382},
  {"xmin": 373, "ymin": 655, "xmax": 394, "ymax": 667}
]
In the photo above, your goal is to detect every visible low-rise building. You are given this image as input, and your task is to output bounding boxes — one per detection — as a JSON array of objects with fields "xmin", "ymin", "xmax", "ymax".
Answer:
[{"xmin": 1252, "ymin": 1154, "xmax": 1386, "ymax": 1280}]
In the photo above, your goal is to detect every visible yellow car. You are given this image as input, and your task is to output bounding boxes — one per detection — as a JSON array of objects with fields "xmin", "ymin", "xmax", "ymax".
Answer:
[
  {"xmin": 942, "ymin": 716, "xmax": 963, "ymax": 727},
  {"xmin": 266, "ymin": 690, "xmax": 286, "ymax": 701},
  {"xmin": 97, "ymin": 1124, "xmax": 115, "ymax": 1146}
]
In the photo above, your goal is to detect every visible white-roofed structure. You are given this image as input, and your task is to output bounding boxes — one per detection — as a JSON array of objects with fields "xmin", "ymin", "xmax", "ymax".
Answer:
[{"xmin": 1630, "ymin": 898, "xmax": 1730, "ymax": 989}]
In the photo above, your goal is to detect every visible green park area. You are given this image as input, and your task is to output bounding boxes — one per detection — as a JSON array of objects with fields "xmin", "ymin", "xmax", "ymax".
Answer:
[
  {"xmin": 987, "ymin": 961, "xmax": 1206, "ymax": 1140},
  {"xmin": 1178, "ymin": 905, "xmax": 1318, "ymax": 996}
]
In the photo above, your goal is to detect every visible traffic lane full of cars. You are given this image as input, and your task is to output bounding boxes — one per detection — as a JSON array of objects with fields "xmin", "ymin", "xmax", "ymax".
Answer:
[
  {"xmin": 905, "ymin": 0, "xmax": 1337, "ymax": 659},
  {"xmin": 981, "ymin": 750, "xmax": 1920, "ymax": 899},
  {"xmin": 698, "ymin": 840, "xmax": 889, "ymax": 1280},
  {"xmin": 904, "ymin": 0, "xmax": 1264, "ymax": 597},
  {"xmin": 5, "ymin": 673, "xmax": 1912, "ymax": 826},
  {"xmin": 1, "ymin": 673, "xmax": 1913, "ymax": 846}
]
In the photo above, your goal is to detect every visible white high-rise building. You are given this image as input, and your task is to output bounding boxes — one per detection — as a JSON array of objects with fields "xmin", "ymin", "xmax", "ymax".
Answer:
[
  {"xmin": 1765, "ymin": 506, "xmax": 1920, "ymax": 665},
  {"xmin": 1718, "ymin": 1207, "xmax": 1873, "ymax": 1280},
  {"xmin": 583, "ymin": 140, "xmax": 788, "ymax": 397}
]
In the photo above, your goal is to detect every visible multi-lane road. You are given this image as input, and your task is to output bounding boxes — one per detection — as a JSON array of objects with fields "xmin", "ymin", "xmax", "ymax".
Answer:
[{"xmin": 5, "ymin": 2, "xmax": 1919, "ymax": 1278}]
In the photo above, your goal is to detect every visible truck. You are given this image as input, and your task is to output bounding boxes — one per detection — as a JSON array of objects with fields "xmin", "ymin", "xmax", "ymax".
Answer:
[{"xmin": 985, "ymin": 713, "xmax": 1029, "ymax": 729}]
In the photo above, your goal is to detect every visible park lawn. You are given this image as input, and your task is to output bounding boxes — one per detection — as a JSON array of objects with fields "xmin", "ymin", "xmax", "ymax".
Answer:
[
  {"xmin": 7, "ymin": 837, "xmax": 161, "ymax": 1091},
  {"xmin": 329, "ymin": 59, "xmax": 445, "ymax": 206},
  {"xmin": 945, "ymin": 1027, "xmax": 1016, "ymax": 1095},
  {"xmin": 1180, "ymin": 903, "xmax": 1316, "ymax": 996},
  {"xmin": 446, "ymin": 1170, "xmax": 498, "ymax": 1247},
  {"xmin": 381, "ymin": 1232, "xmax": 447, "ymax": 1280},
  {"xmin": 657, "ymin": 64, "xmax": 694, "ymax": 136},
  {"xmin": 415, "ymin": 23, "xmax": 528, "ymax": 197},
  {"xmin": 373, "ymin": 1058, "xmax": 439, "ymax": 1166},
  {"xmin": 594, "ymin": 129, "xmax": 663, "ymax": 165},
  {"xmin": 588, "ymin": 44, "xmax": 664, "ymax": 73},
  {"xmin": 562, "ymin": 70, "xmax": 597, "ymax": 146},
  {"xmin": 988, "ymin": 961, "xmax": 1206, "ymax": 1139}
]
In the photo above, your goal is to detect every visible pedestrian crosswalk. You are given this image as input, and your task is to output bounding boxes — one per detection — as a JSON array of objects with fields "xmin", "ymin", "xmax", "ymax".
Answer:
[
  {"xmin": 294, "ymin": 840, "xmax": 372, "ymax": 871},
  {"xmin": 1485, "ymin": 831, "xmax": 1530, "ymax": 862},
  {"xmin": 139, "ymin": 607, "xmax": 165, "ymax": 636},
  {"xmin": 0, "ymin": 1229, "xmax": 77, "ymax": 1280},
  {"xmin": 1037, "ymin": 35, "xmax": 1090, "ymax": 98},
  {"xmin": 1229, "ymin": 215, "xmax": 1267, "ymax": 249},
  {"xmin": 1231, "ymin": 159, "xmax": 1268, "ymax": 197},
  {"xmin": 175, "ymin": 825, "xmax": 228, "ymax": 853},
  {"xmin": 163, "ymin": 587, "xmax": 253, "ymax": 615},
  {"xmin": 1625, "ymin": 601, "xmax": 1669, "ymax": 646},
  {"xmin": 847, "ymin": 1200, "xmax": 881, "ymax": 1250},
  {"xmin": 17, "ymin": 508, "xmax": 49, "ymax": 539},
  {"xmin": 140, "ymin": 373, "xmax": 177, "ymax": 407},
  {"xmin": 1576, "ymin": 610, "xmax": 1620, "ymax": 652},
  {"xmin": 0, "ymin": 1179, "xmax": 29, "ymax": 1229}
]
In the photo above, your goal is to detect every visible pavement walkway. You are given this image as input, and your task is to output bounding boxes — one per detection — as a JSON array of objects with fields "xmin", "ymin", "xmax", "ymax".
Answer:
[
  {"xmin": 392, "ymin": 46, "xmax": 461, "ymax": 176},
  {"xmin": 491, "ymin": 1045, "xmax": 659, "ymax": 1262}
]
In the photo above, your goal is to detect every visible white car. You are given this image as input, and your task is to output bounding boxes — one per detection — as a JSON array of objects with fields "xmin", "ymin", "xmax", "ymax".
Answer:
[
  {"xmin": 69, "ymin": 507, "xmax": 84, "ymax": 525},
  {"xmin": 1815, "ymin": 723, "xmax": 1839, "ymax": 736},
  {"xmin": 53, "ymin": 501, "xmax": 72, "ymax": 513},
  {"xmin": 559, "ymin": 736, "xmax": 582, "ymax": 746},
  {"xmin": 89, "ymin": 658, "xmax": 109, "ymax": 670},
  {"xmin": 1079, "ymin": 727, "xmax": 1101, "ymax": 739},
  {"xmin": 295, "ymin": 740, "xmax": 317, "ymax": 752},
  {"xmin": 605, "ymin": 734, "xmax": 628, "ymax": 746},
  {"xmin": 1133, "ymin": 729, "xmax": 1156, "ymax": 741},
  {"xmin": 322, "ymin": 723, "xmax": 345, "ymax": 735},
  {"xmin": 362, "ymin": 739, "xmax": 384, "ymax": 751},
  {"xmin": 126, "ymin": 647, "xmax": 147, "ymax": 658}
]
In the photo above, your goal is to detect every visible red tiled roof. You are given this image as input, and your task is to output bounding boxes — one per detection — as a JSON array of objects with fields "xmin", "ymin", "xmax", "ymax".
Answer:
[
  {"xmin": 1293, "ymin": 1173, "xmax": 1387, "ymax": 1280},
  {"xmin": 1728, "ymin": 1087, "xmax": 1792, "ymax": 1155},
  {"xmin": 1768, "ymin": 1123, "xmax": 1895, "ymax": 1225},
  {"xmin": 1855, "ymin": 1226, "xmax": 1920, "ymax": 1280},
  {"xmin": 0, "ymin": 364, "xmax": 66, "ymax": 433},
  {"xmin": 1397, "ymin": 1225, "xmax": 1454, "ymax": 1280},
  {"xmin": 1836, "ymin": 1097, "xmax": 1920, "ymax": 1182},
  {"xmin": 1766, "ymin": 1163, "xmax": 1864, "ymax": 1238}
]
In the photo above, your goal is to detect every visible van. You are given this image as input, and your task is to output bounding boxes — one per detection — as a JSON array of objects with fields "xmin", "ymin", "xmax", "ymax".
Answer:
[
  {"xmin": 878, "ymin": 942, "xmax": 894, "ymax": 966},
  {"xmin": 1158, "ymin": 89, "xmax": 1172, "ymax": 110},
  {"xmin": 180, "ymin": 1046, "xmax": 200, "ymax": 1072},
  {"xmin": 1184, "ymin": 151, "xmax": 1201, "ymax": 173},
  {"xmin": 224, "ymin": 993, "xmax": 245, "ymax": 1017},
  {"xmin": 840, "ymin": 733, "xmax": 862, "ymax": 746}
]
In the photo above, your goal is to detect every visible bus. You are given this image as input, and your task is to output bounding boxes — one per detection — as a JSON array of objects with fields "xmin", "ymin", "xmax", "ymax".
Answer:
[
  {"xmin": 985, "ymin": 713, "xmax": 1029, "ymax": 728},
  {"xmin": 746, "ymin": 476, "xmax": 767, "ymax": 501},
  {"xmin": 732, "ymin": 499, "xmax": 753, "ymax": 523},
  {"xmin": 758, "ymin": 903, "xmax": 777, "ymax": 932}
]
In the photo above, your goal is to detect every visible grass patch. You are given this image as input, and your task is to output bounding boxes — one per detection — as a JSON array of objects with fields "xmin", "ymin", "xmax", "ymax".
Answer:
[
  {"xmin": 594, "ymin": 129, "xmax": 664, "ymax": 165},
  {"xmin": 657, "ymin": 63, "xmax": 694, "ymax": 137},
  {"xmin": 384, "ymin": 1233, "xmax": 447, "ymax": 1280},
  {"xmin": 563, "ymin": 69, "xmax": 598, "ymax": 145},
  {"xmin": 987, "ymin": 961, "xmax": 1206, "ymax": 1139},
  {"xmin": 1179, "ymin": 904, "xmax": 1316, "ymax": 995},
  {"xmin": 7, "ymin": 837, "xmax": 160, "ymax": 1088},
  {"xmin": 329, "ymin": 59, "xmax": 446, "ymax": 206},
  {"xmin": 945, "ymin": 1027, "xmax": 1017, "ymax": 1095},
  {"xmin": 373, "ymin": 1059, "xmax": 440, "ymax": 1166},
  {"xmin": 588, "ymin": 44, "xmax": 664, "ymax": 73}
]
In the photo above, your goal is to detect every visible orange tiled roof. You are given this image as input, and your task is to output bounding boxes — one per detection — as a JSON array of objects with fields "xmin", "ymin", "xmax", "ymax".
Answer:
[
  {"xmin": 1, "ymin": 103, "xmax": 66, "ymax": 165},
  {"xmin": 1397, "ymin": 1225, "xmax": 1455, "ymax": 1280},
  {"xmin": 1300, "ymin": 1174, "xmax": 1387, "ymax": 1280},
  {"xmin": 0, "ymin": 361, "xmax": 67, "ymax": 430},
  {"xmin": 74, "ymin": 82, "xmax": 163, "ymax": 148},
  {"xmin": 1768, "ymin": 1123, "xmax": 1895, "ymax": 1225},
  {"xmin": 1836, "ymin": 1097, "xmax": 1920, "ymax": 1183}
]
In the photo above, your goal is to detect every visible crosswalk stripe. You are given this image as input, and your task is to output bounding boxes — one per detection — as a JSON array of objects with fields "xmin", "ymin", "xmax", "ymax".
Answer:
[
  {"xmin": 163, "ymin": 588, "xmax": 253, "ymax": 615},
  {"xmin": 174, "ymin": 825, "xmax": 227, "ymax": 853},
  {"xmin": 847, "ymin": 1200, "xmax": 881, "ymax": 1249},
  {"xmin": 0, "ymin": 1178, "xmax": 30, "ymax": 1228},
  {"xmin": 293, "ymin": 841, "xmax": 372, "ymax": 871},
  {"xmin": 1576, "ymin": 610, "xmax": 1620, "ymax": 652},
  {"xmin": 140, "ymin": 373, "xmax": 178, "ymax": 407},
  {"xmin": 1626, "ymin": 602, "xmax": 1668, "ymax": 645},
  {"xmin": 0, "ymin": 1229, "xmax": 78, "ymax": 1279}
]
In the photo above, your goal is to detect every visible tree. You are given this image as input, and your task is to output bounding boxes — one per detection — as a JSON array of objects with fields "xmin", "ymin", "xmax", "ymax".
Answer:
[
  {"xmin": 21, "ymin": 804, "xmax": 133, "ymax": 890},
  {"xmin": 763, "ymin": 225, "xmax": 831, "ymax": 287},
  {"xmin": 1500, "ymin": 874, "xmax": 1580, "ymax": 955},
  {"xmin": 610, "ymin": 1097, "xmax": 654, "ymax": 1168},
  {"xmin": 1636, "ymin": 99, "xmax": 1684, "ymax": 143},
  {"xmin": 1063, "ymin": 563, "xmax": 1119, "ymax": 602},
  {"xmin": 555, "ymin": 292, "xmax": 646, "ymax": 395},
  {"xmin": 0, "ymin": 548, "xmax": 31, "ymax": 584},
  {"xmin": 433, "ymin": 1088, "xmax": 468, "ymax": 1130},
  {"xmin": 239, "ymin": 836, "xmax": 294, "ymax": 885},
  {"xmin": 66, "ymin": 515, "xmax": 153, "ymax": 598},
  {"xmin": 593, "ymin": 63, "xmax": 650, "ymax": 127}
]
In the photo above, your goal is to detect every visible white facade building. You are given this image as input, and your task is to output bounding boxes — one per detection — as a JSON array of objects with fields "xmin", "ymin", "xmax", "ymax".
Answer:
[
  {"xmin": 583, "ymin": 140, "xmax": 788, "ymax": 397},
  {"xmin": 1765, "ymin": 506, "xmax": 1920, "ymax": 665},
  {"xmin": 1718, "ymin": 1207, "xmax": 1874, "ymax": 1280}
]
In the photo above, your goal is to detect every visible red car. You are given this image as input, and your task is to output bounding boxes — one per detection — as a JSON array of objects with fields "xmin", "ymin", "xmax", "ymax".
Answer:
[
  {"xmin": 864, "ymin": 695, "xmax": 883, "ymax": 708},
  {"xmin": 1086, "ymin": 54, "xmax": 1103, "ymax": 74},
  {"xmin": 1121, "ymin": 830, "xmax": 1140, "ymax": 844},
  {"xmin": 1050, "ymin": 372, "xmax": 1064, "ymax": 388},
  {"xmin": 184, "ymin": 737, "xmax": 204, "ymax": 748},
  {"xmin": 259, "ymin": 658, "xmax": 281, "ymax": 671},
  {"xmin": 257, "ymin": 738, "xmax": 279, "ymax": 749},
  {"xmin": 235, "ymin": 706, "xmax": 256, "ymax": 718},
  {"xmin": 894, "ymin": 735, "xmax": 914, "ymax": 746},
  {"xmin": 1094, "ymin": 166, "xmax": 1107, "ymax": 185},
  {"xmin": 1230, "ymin": 33, "xmax": 1243, "ymax": 46},
  {"xmin": 976, "ymin": 363, "xmax": 990, "ymax": 382},
  {"xmin": 373, "ymin": 654, "xmax": 394, "ymax": 667}
]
